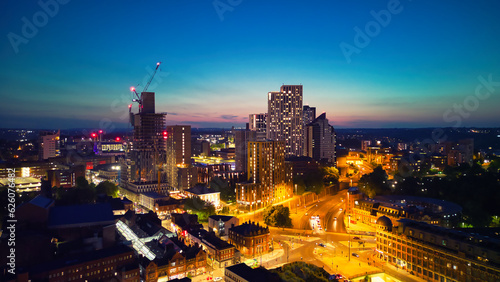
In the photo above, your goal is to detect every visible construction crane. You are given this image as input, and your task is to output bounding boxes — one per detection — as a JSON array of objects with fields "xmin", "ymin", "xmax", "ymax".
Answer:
[{"xmin": 129, "ymin": 62, "xmax": 162, "ymax": 113}]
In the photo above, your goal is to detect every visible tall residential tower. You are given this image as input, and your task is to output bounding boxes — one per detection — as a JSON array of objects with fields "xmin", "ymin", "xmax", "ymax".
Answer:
[
  {"xmin": 304, "ymin": 112, "xmax": 336, "ymax": 164},
  {"xmin": 267, "ymin": 85, "xmax": 303, "ymax": 157}
]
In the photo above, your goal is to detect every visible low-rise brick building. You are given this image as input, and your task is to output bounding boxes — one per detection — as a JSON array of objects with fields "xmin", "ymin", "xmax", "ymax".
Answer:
[{"xmin": 228, "ymin": 221, "xmax": 269, "ymax": 257}]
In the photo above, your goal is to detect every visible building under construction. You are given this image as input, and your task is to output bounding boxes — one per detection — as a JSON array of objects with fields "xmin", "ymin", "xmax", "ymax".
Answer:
[
  {"xmin": 121, "ymin": 91, "xmax": 169, "ymax": 194},
  {"xmin": 119, "ymin": 63, "xmax": 171, "ymax": 197}
]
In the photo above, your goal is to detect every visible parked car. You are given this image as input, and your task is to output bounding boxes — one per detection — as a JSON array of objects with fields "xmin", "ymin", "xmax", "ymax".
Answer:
[
  {"xmin": 352, "ymin": 253, "xmax": 359, "ymax": 257},
  {"xmin": 352, "ymin": 236, "xmax": 360, "ymax": 240},
  {"xmin": 319, "ymin": 243, "xmax": 326, "ymax": 247}
]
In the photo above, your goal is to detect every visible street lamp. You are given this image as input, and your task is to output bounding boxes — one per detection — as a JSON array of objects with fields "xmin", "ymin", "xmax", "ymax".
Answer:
[{"xmin": 348, "ymin": 234, "xmax": 351, "ymax": 262}]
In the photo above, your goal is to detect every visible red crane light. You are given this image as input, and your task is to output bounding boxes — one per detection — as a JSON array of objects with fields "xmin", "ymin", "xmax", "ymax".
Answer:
[
  {"xmin": 91, "ymin": 133, "xmax": 97, "ymax": 138},
  {"xmin": 128, "ymin": 104, "xmax": 132, "ymax": 109},
  {"xmin": 163, "ymin": 131, "xmax": 168, "ymax": 139},
  {"xmin": 130, "ymin": 86, "xmax": 135, "ymax": 92},
  {"xmin": 99, "ymin": 130, "xmax": 103, "ymax": 134},
  {"xmin": 116, "ymin": 137, "xmax": 121, "ymax": 142}
]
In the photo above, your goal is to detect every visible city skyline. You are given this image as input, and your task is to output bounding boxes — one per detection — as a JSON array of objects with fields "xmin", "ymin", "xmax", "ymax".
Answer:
[{"xmin": 1, "ymin": 0, "xmax": 500, "ymax": 129}]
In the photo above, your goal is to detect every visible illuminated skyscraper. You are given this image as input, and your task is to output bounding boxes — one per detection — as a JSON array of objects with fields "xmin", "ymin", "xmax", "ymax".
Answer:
[
  {"xmin": 267, "ymin": 85, "xmax": 303, "ymax": 157},
  {"xmin": 303, "ymin": 105, "xmax": 316, "ymax": 126},
  {"xmin": 304, "ymin": 112, "xmax": 336, "ymax": 164},
  {"xmin": 249, "ymin": 113, "xmax": 267, "ymax": 141},
  {"xmin": 236, "ymin": 140, "xmax": 292, "ymax": 208},
  {"xmin": 166, "ymin": 125, "xmax": 196, "ymax": 189}
]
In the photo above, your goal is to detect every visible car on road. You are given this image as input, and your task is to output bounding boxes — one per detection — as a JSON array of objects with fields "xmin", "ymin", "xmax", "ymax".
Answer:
[
  {"xmin": 305, "ymin": 212, "xmax": 308, "ymax": 215},
  {"xmin": 352, "ymin": 236, "xmax": 360, "ymax": 240},
  {"xmin": 339, "ymin": 208, "xmax": 343, "ymax": 211},
  {"xmin": 352, "ymin": 252, "xmax": 359, "ymax": 257},
  {"xmin": 318, "ymin": 243, "xmax": 326, "ymax": 247},
  {"xmin": 214, "ymin": 277, "xmax": 223, "ymax": 281},
  {"xmin": 334, "ymin": 217, "xmax": 337, "ymax": 221}
]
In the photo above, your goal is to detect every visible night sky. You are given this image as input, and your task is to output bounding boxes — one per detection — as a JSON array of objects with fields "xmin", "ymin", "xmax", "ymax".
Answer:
[{"xmin": 1, "ymin": 0, "xmax": 500, "ymax": 129}]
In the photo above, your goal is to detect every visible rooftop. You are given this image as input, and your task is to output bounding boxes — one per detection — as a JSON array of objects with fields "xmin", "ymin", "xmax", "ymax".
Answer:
[
  {"xmin": 185, "ymin": 185, "xmax": 219, "ymax": 195},
  {"xmin": 209, "ymin": 215, "xmax": 236, "ymax": 222},
  {"xmin": 202, "ymin": 232, "xmax": 234, "ymax": 250},
  {"xmin": 26, "ymin": 245, "xmax": 134, "ymax": 275},
  {"xmin": 140, "ymin": 191, "xmax": 170, "ymax": 200},
  {"xmin": 226, "ymin": 263, "xmax": 276, "ymax": 282},
  {"xmin": 48, "ymin": 203, "xmax": 115, "ymax": 228},
  {"xmin": 28, "ymin": 195, "xmax": 54, "ymax": 209},
  {"xmin": 229, "ymin": 221, "xmax": 269, "ymax": 236},
  {"xmin": 0, "ymin": 177, "xmax": 41, "ymax": 185}
]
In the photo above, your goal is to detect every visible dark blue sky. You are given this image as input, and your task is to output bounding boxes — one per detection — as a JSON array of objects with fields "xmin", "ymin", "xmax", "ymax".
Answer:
[{"xmin": 1, "ymin": 0, "xmax": 500, "ymax": 129}]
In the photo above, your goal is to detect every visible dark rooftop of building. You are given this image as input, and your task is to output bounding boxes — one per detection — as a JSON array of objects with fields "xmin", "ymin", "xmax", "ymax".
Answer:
[
  {"xmin": 141, "ymin": 191, "xmax": 170, "ymax": 199},
  {"xmin": 25, "ymin": 245, "xmax": 134, "ymax": 275},
  {"xmin": 171, "ymin": 213, "xmax": 199, "ymax": 229},
  {"xmin": 29, "ymin": 195, "xmax": 55, "ymax": 209},
  {"xmin": 187, "ymin": 228, "xmax": 209, "ymax": 240},
  {"xmin": 374, "ymin": 195, "xmax": 463, "ymax": 215},
  {"xmin": 156, "ymin": 197, "xmax": 183, "ymax": 206},
  {"xmin": 202, "ymin": 232, "xmax": 234, "ymax": 250},
  {"xmin": 186, "ymin": 185, "xmax": 218, "ymax": 195},
  {"xmin": 209, "ymin": 215, "xmax": 236, "ymax": 222},
  {"xmin": 48, "ymin": 203, "xmax": 114, "ymax": 228},
  {"xmin": 226, "ymin": 263, "xmax": 278, "ymax": 282},
  {"xmin": 229, "ymin": 221, "xmax": 269, "ymax": 236},
  {"xmin": 398, "ymin": 218, "xmax": 500, "ymax": 252}
]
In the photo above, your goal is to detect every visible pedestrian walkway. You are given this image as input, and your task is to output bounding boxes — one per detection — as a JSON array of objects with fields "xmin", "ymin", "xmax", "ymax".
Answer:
[
  {"xmin": 370, "ymin": 251, "xmax": 428, "ymax": 282},
  {"xmin": 338, "ymin": 240, "xmax": 376, "ymax": 251},
  {"xmin": 314, "ymin": 246, "xmax": 381, "ymax": 280}
]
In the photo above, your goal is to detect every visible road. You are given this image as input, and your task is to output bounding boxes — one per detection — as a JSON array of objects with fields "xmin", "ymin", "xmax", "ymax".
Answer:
[{"xmin": 292, "ymin": 190, "xmax": 348, "ymax": 234}]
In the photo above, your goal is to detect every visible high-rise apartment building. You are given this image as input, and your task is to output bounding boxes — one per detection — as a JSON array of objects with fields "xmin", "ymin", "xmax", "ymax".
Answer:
[
  {"xmin": 166, "ymin": 125, "xmax": 196, "ymax": 190},
  {"xmin": 303, "ymin": 105, "xmax": 316, "ymax": 126},
  {"xmin": 304, "ymin": 113, "xmax": 336, "ymax": 163},
  {"xmin": 249, "ymin": 113, "xmax": 267, "ymax": 141},
  {"xmin": 267, "ymin": 85, "xmax": 303, "ymax": 157},
  {"xmin": 234, "ymin": 129, "xmax": 256, "ymax": 173},
  {"xmin": 236, "ymin": 141, "xmax": 292, "ymax": 208},
  {"xmin": 39, "ymin": 130, "xmax": 60, "ymax": 160}
]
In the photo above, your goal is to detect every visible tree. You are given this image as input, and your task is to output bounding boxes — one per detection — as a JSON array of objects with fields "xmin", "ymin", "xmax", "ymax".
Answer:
[
  {"xmin": 396, "ymin": 163, "xmax": 500, "ymax": 228},
  {"xmin": 271, "ymin": 261, "xmax": 330, "ymax": 282},
  {"xmin": 209, "ymin": 177, "xmax": 235, "ymax": 202},
  {"xmin": 323, "ymin": 166, "xmax": 340, "ymax": 185},
  {"xmin": 184, "ymin": 197, "xmax": 215, "ymax": 222},
  {"xmin": 359, "ymin": 165, "xmax": 390, "ymax": 198},
  {"xmin": 263, "ymin": 205, "xmax": 292, "ymax": 230},
  {"xmin": 488, "ymin": 158, "xmax": 500, "ymax": 173},
  {"xmin": 96, "ymin": 181, "xmax": 119, "ymax": 197},
  {"xmin": 53, "ymin": 176, "xmax": 97, "ymax": 205},
  {"xmin": 76, "ymin": 176, "xmax": 90, "ymax": 189},
  {"xmin": 293, "ymin": 167, "xmax": 324, "ymax": 195}
]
